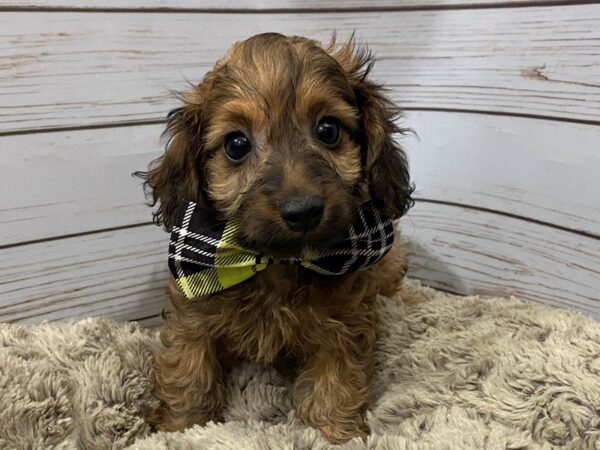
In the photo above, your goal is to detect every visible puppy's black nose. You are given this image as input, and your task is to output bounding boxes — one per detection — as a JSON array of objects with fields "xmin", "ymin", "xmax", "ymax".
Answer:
[{"xmin": 278, "ymin": 195, "xmax": 324, "ymax": 231}]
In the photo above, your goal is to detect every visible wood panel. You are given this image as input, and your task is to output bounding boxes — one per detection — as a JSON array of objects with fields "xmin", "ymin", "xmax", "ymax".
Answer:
[
  {"xmin": 405, "ymin": 112, "xmax": 600, "ymax": 237},
  {"xmin": 1, "ymin": 5, "xmax": 599, "ymax": 134},
  {"xmin": 0, "ymin": 1, "xmax": 565, "ymax": 11},
  {"xmin": 2, "ymin": 111, "xmax": 597, "ymax": 247},
  {"xmin": 0, "ymin": 225, "xmax": 168, "ymax": 324},
  {"xmin": 403, "ymin": 201, "xmax": 600, "ymax": 319},
  {"xmin": 0, "ymin": 201, "xmax": 597, "ymax": 324},
  {"xmin": 0, "ymin": 124, "xmax": 162, "ymax": 246}
]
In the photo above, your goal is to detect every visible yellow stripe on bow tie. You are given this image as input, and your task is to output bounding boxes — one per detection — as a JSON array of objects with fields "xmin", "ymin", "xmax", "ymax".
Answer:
[{"xmin": 176, "ymin": 219, "xmax": 269, "ymax": 298}]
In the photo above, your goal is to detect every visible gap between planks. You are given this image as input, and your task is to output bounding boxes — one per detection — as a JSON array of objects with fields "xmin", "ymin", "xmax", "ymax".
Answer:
[
  {"xmin": 0, "ymin": 119, "xmax": 166, "ymax": 138},
  {"xmin": 417, "ymin": 199, "xmax": 600, "ymax": 240},
  {"xmin": 1, "ymin": 197, "xmax": 597, "ymax": 252},
  {"xmin": 1, "ymin": 0, "xmax": 600, "ymax": 13},
  {"xmin": 0, "ymin": 221, "xmax": 154, "ymax": 251},
  {"xmin": 0, "ymin": 108, "xmax": 598, "ymax": 139},
  {"xmin": 128, "ymin": 285, "xmax": 471, "ymax": 328}
]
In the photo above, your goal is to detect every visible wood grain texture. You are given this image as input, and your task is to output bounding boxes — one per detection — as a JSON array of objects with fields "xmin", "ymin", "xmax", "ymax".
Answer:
[
  {"xmin": 1, "ymin": 5, "xmax": 599, "ymax": 134},
  {"xmin": 403, "ymin": 201, "xmax": 600, "ymax": 319},
  {"xmin": 405, "ymin": 111, "xmax": 600, "ymax": 237},
  {"xmin": 1, "ymin": 1, "xmax": 598, "ymax": 325},
  {"xmin": 0, "ymin": 0, "xmax": 567, "ymax": 11},
  {"xmin": 0, "ymin": 225, "xmax": 168, "ymax": 324},
  {"xmin": 0, "ymin": 201, "xmax": 596, "ymax": 324},
  {"xmin": 0, "ymin": 124, "xmax": 162, "ymax": 246},
  {"xmin": 2, "ymin": 111, "xmax": 598, "ymax": 247}
]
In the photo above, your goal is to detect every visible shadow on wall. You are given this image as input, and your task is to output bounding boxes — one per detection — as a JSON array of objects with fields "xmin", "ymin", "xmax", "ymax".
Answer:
[{"xmin": 405, "ymin": 240, "xmax": 469, "ymax": 297}]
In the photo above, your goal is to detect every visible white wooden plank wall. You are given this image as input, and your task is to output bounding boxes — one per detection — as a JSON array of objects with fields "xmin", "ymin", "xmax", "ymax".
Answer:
[{"xmin": 0, "ymin": 0, "xmax": 598, "ymax": 325}]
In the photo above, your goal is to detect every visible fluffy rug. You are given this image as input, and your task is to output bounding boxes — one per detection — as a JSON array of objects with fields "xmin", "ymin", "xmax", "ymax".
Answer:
[{"xmin": 1, "ymin": 279, "xmax": 599, "ymax": 450}]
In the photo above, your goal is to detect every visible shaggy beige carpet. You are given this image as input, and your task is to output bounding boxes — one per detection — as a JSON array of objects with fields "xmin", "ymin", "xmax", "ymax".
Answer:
[{"xmin": 1, "ymin": 279, "xmax": 599, "ymax": 450}]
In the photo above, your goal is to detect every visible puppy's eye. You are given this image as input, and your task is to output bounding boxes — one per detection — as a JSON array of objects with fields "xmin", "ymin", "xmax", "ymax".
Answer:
[
  {"xmin": 223, "ymin": 131, "xmax": 252, "ymax": 163},
  {"xmin": 316, "ymin": 117, "xmax": 341, "ymax": 148}
]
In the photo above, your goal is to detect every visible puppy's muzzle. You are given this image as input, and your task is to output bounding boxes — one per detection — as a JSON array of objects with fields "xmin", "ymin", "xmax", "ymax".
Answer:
[{"xmin": 278, "ymin": 195, "xmax": 324, "ymax": 232}]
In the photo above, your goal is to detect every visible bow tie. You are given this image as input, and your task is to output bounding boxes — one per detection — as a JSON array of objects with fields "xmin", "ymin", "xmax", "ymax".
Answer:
[{"xmin": 168, "ymin": 200, "xmax": 395, "ymax": 300}]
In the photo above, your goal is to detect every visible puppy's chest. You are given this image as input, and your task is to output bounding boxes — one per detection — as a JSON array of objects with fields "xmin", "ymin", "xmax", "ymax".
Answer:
[{"xmin": 213, "ymin": 266, "xmax": 347, "ymax": 361}]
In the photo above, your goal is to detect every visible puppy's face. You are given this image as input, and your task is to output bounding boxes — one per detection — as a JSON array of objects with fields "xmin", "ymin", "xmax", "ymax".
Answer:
[
  {"xmin": 201, "ymin": 37, "xmax": 364, "ymax": 254},
  {"xmin": 139, "ymin": 33, "xmax": 413, "ymax": 256}
]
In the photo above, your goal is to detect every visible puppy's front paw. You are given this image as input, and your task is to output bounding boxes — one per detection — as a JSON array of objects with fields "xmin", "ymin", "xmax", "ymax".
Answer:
[
  {"xmin": 318, "ymin": 418, "xmax": 370, "ymax": 444},
  {"xmin": 145, "ymin": 403, "xmax": 216, "ymax": 432}
]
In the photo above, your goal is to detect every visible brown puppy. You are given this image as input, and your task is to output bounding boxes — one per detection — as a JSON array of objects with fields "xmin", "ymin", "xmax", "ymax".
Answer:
[{"xmin": 137, "ymin": 33, "xmax": 413, "ymax": 444}]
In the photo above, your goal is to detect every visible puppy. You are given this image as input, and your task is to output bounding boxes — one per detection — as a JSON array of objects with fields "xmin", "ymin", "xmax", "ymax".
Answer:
[{"xmin": 137, "ymin": 33, "xmax": 413, "ymax": 443}]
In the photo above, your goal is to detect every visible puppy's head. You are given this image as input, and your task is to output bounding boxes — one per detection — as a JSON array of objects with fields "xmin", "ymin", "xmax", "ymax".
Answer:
[{"xmin": 137, "ymin": 33, "xmax": 413, "ymax": 255}]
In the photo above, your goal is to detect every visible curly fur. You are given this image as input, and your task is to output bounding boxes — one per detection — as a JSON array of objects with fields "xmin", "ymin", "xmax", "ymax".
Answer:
[{"xmin": 135, "ymin": 33, "xmax": 414, "ymax": 443}]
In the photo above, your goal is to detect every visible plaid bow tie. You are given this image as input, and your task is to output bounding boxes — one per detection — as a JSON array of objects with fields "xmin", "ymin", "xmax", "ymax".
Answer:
[{"xmin": 168, "ymin": 200, "xmax": 395, "ymax": 300}]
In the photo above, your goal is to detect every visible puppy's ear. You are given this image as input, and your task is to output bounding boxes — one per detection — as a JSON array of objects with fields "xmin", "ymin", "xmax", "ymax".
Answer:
[
  {"xmin": 329, "ymin": 38, "xmax": 414, "ymax": 219},
  {"xmin": 134, "ymin": 94, "xmax": 205, "ymax": 230}
]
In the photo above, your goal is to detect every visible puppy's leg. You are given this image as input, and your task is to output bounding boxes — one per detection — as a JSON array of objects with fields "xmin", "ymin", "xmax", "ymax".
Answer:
[
  {"xmin": 294, "ymin": 313, "xmax": 376, "ymax": 443},
  {"xmin": 148, "ymin": 318, "xmax": 224, "ymax": 431}
]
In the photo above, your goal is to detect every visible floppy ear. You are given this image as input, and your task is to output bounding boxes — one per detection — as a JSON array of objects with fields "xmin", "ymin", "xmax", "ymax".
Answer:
[
  {"xmin": 134, "ymin": 95, "xmax": 205, "ymax": 231},
  {"xmin": 329, "ymin": 38, "xmax": 414, "ymax": 219}
]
